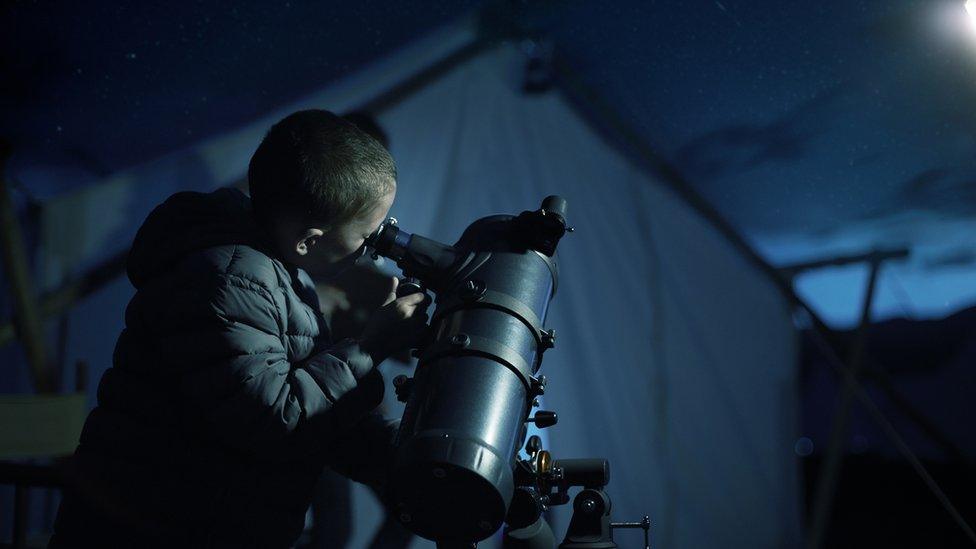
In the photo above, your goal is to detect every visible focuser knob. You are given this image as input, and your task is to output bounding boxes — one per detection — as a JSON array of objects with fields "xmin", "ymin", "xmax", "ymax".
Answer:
[
  {"xmin": 525, "ymin": 435, "xmax": 542, "ymax": 456},
  {"xmin": 396, "ymin": 277, "xmax": 424, "ymax": 297},
  {"xmin": 527, "ymin": 410, "xmax": 558, "ymax": 428},
  {"xmin": 393, "ymin": 375, "xmax": 414, "ymax": 403}
]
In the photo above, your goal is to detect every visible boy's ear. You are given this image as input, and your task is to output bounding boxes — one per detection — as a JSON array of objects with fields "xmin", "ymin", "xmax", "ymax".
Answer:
[{"xmin": 295, "ymin": 228, "xmax": 325, "ymax": 256}]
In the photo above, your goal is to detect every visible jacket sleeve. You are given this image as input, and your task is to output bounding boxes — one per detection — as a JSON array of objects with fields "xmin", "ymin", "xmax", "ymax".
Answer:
[{"xmin": 173, "ymin": 272, "xmax": 384, "ymax": 462}]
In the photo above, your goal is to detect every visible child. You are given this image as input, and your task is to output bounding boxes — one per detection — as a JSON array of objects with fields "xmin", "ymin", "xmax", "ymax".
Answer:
[{"xmin": 51, "ymin": 109, "xmax": 429, "ymax": 548}]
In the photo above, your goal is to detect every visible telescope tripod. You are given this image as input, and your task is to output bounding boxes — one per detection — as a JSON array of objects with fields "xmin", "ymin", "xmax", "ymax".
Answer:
[
  {"xmin": 428, "ymin": 436, "xmax": 650, "ymax": 549},
  {"xmin": 558, "ymin": 488, "xmax": 650, "ymax": 549},
  {"xmin": 431, "ymin": 486, "xmax": 650, "ymax": 549}
]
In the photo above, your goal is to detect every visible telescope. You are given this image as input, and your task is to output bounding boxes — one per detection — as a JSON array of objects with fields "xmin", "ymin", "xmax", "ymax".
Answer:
[{"xmin": 365, "ymin": 196, "xmax": 649, "ymax": 549}]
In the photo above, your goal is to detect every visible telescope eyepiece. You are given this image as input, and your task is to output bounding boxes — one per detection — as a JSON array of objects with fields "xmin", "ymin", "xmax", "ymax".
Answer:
[
  {"xmin": 367, "ymin": 217, "xmax": 412, "ymax": 262},
  {"xmin": 364, "ymin": 217, "xmax": 463, "ymax": 292},
  {"xmin": 541, "ymin": 195, "xmax": 567, "ymax": 219}
]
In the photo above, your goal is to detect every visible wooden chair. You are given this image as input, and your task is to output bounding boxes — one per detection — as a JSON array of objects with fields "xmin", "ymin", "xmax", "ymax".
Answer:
[{"xmin": 0, "ymin": 389, "xmax": 87, "ymax": 549}]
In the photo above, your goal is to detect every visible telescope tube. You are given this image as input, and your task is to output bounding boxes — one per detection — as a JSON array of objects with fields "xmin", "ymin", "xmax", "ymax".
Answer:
[{"xmin": 371, "ymin": 198, "xmax": 569, "ymax": 543}]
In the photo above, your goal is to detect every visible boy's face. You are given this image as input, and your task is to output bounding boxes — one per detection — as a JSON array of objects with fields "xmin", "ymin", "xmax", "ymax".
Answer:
[{"xmin": 287, "ymin": 187, "xmax": 396, "ymax": 279}]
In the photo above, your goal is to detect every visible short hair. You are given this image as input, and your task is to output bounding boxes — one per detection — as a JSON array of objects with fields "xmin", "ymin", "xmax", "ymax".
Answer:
[
  {"xmin": 248, "ymin": 109, "xmax": 396, "ymax": 229},
  {"xmin": 343, "ymin": 111, "xmax": 390, "ymax": 149}
]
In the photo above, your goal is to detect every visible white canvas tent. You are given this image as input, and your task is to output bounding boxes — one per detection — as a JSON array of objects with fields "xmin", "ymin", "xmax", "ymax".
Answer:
[{"xmin": 13, "ymin": 15, "xmax": 801, "ymax": 549}]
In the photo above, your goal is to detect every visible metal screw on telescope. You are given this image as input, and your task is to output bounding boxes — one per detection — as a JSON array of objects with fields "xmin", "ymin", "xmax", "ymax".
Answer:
[
  {"xmin": 540, "ymin": 329, "xmax": 556, "ymax": 350},
  {"xmin": 529, "ymin": 374, "xmax": 548, "ymax": 397},
  {"xmin": 460, "ymin": 279, "xmax": 486, "ymax": 301}
]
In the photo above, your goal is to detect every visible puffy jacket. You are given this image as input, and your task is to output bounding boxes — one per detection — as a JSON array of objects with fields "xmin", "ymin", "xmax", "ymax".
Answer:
[{"xmin": 52, "ymin": 187, "xmax": 397, "ymax": 548}]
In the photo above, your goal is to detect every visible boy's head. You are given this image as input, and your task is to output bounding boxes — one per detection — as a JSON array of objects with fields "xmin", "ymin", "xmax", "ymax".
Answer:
[{"xmin": 248, "ymin": 109, "xmax": 396, "ymax": 277}]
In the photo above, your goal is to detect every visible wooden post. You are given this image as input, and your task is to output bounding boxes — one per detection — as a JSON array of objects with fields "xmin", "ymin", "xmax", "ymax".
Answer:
[
  {"xmin": 0, "ymin": 143, "xmax": 53, "ymax": 392},
  {"xmin": 806, "ymin": 254, "xmax": 882, "ymax": 549},
  {"xmin": 13, "ymin": 482, "xmax": 28, "ymax": 549},
  {"xmin": 0, "ymin": 249, "xmax": 128, "ymax": 349},
  {"xmin": 75, "ymin": 360, "xmax": 88, "ymax": 393}
]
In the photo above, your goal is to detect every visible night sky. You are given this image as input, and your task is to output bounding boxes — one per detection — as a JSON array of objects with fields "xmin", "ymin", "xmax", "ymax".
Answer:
[{"xmin": 3, "ymin": 0, "xmax": 975, "ymax": 327}]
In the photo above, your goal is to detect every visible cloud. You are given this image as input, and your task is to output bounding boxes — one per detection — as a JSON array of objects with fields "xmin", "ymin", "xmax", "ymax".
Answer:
[
  {"xmin": 904, "ymin": 169, "xmax": 951, "ymax": 193},
  {"xmin": 672, "ymin": 87, "xmax": 846, "ymax": 181},
  {"xmin": 830, "ymin": 167, "xmax": 976, "ymax": 226},
  {"xmin": 900, "ymin": 171, "xmax": 976, "ymax": 218},
  {"xmin": 924, "ymin": 247, "xmax": 976, "ymax": 270}
]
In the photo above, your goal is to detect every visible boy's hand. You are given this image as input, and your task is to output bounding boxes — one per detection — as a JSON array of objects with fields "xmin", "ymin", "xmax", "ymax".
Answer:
[{"xmin": 359, "ymin": 277, "xmax": 432, "ymax": 365}]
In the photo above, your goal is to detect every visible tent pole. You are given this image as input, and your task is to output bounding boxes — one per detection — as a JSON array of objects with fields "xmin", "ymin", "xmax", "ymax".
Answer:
[
  {"xmin": 805, "ymin": 255, "xmax": 881, "ymax": 549},
  {"xmin": 0, "ymin": 143, "xmax": 53, "ymax": 393},
  {"xmin": 783, "ymin": 248, "xmax": 970, "ymax": 462}
]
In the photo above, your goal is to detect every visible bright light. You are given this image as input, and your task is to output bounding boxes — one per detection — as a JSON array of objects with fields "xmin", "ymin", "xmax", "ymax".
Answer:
[{"xmin": 932, "ymin": 1, "xmax": 976, "ymax": 46}]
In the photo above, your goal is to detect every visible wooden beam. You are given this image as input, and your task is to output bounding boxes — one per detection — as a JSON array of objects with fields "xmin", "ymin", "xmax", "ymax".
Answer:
[
  {"xmin": 778, "ymin": 248, "xmax": 910, "ymax": 278},
  {"xmin": 0, "ymin": 144, "xmax": 53, "ymax": 392},
  {"xmin": 806, "ymin": 258, "xmax": 881, "ymax": 549},
  {"xmin": 0, "ymin": 250, "xmax": 127, "ymax": 349}
]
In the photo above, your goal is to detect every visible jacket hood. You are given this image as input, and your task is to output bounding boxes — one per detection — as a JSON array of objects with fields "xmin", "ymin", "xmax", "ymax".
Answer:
[{"xmin": 126, "ymin": 187, "xmax": 270, "ymax": 288}]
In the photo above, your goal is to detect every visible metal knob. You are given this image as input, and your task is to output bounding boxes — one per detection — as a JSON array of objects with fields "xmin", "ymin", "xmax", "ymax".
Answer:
[
  {"xmin": 397, "ymin": 277, "xmax": 424, "ymax": 297},
  {"xmin": 393, "ymin": 375, "xmax": 413, "ymax": 403},
  {"xmin": 527, "ymin": 410, "xmax": 558, "ymax": 428}
]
